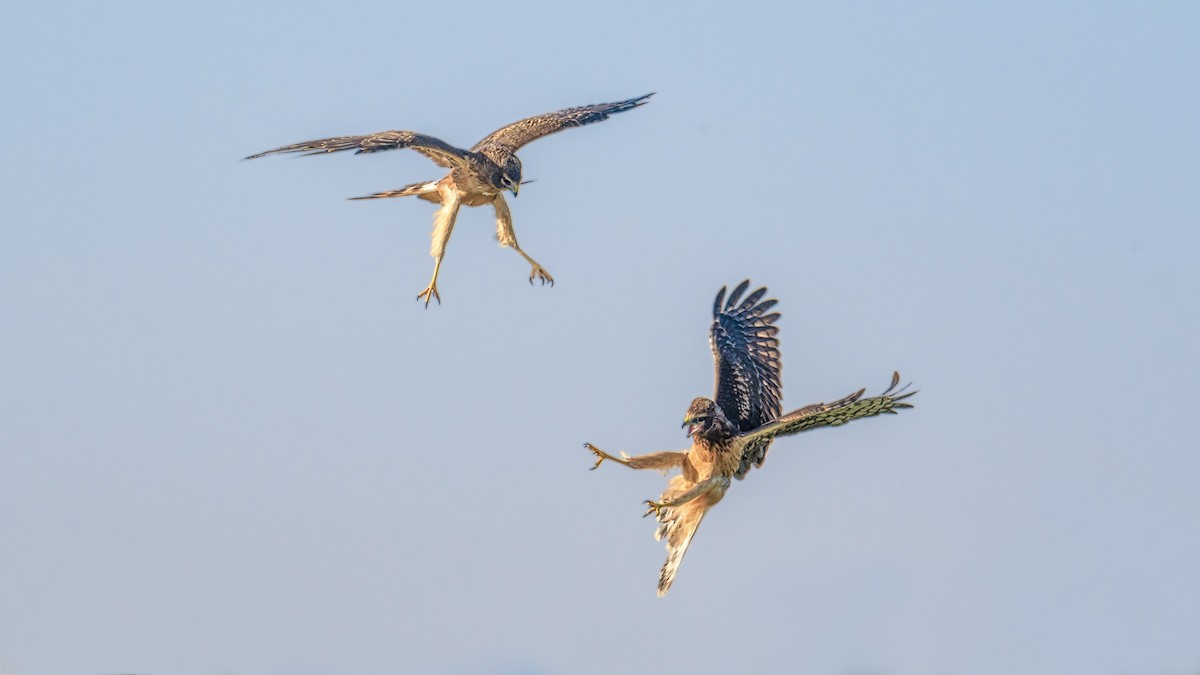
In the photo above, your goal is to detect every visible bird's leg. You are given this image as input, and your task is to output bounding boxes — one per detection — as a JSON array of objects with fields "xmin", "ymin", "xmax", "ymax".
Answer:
[
  {"xmin": 493, "ymin": 194, "xmax": 554, "ymax": 286},
  {"xmin": 584, "ymin": 443, "xmax": 686, "ymax": 472},
  {"xmin": 417, "ymin": 190, "xmax": 462, "ymax": 307},
  {"xmin": 584, "ymin": 443, "xmax": 626, "ymax": 469},
  {"xmin": 416, "ymin": 257, "xmax": 443, "ymax": 307},
  {"xmin": 516, "ymin": 247, "xmax": 554, "ymax": 286},
  {"xmin": 644, "ymin": 476, "xmax": 730, "ymax": 517}
]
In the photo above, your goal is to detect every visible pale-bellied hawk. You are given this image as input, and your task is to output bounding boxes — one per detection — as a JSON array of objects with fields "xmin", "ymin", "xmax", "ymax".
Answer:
[
  {"xmin": 246, "ymin": 94, "xmax": 653, "ymax": 306},
  {"xmin": 585, "ymin": 280, "xmax": 916, "ymax": 595}
]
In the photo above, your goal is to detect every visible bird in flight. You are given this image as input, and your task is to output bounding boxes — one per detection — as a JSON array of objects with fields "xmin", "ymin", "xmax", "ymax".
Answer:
[
  {"xmin": 246, "ymin": 93, "xmax": 653, "ymax": 306},
  {"xmin": 584, "ymin": 280, "xmax": 916, "ymax": 596}
]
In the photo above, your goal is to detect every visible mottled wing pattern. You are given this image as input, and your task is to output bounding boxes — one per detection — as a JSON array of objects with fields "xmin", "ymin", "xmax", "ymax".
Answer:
[
  {"xmin": 470, "ymin": 93, "xmax": 654, "ymax": 152},
  {"xmin": 709, "ymin": 280, "xmax": 783, "ymax": 477},
  {"xmin": 245, "ymin": 131, "xmax": 475, "ymax": 170},
  {"xmin": 740, "ymin": 372, "xmax": 916, "ymax": 447}
]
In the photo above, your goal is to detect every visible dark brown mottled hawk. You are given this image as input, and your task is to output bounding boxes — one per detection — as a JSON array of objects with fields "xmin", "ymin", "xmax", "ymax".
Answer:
[
  {"xmin": 246, "ymin": 94, "xmax": 653, "ymax": 306},
  {"xmin": 585, "ymin": 280, "xmax": 916, "ymax": 595}
]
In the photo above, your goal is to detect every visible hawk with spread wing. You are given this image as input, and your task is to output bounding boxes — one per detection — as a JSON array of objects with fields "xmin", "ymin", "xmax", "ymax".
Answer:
[
  {"xmin": 585, "ymin": 280, "xmax": 916, "ymax": 596},
  {"xmin": 246, "ymin": 93, "xmax": 653, "ymax": 306}
]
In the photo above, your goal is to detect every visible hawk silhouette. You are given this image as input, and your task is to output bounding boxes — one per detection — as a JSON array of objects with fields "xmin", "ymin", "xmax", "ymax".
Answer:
[
  {"xmin": 246, "ymin": 93, "xmax": 653, "ymax": 306},
  {"xmin": 585, "ymin": 280, "xmax": 916, "ymax": 595}
]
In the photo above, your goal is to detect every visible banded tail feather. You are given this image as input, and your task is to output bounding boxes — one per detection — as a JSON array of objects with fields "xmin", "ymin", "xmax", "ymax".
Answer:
[
  {"xmin": 654, "ymin": 501, "xmax": 707, "ymax": 597},
  {"xmin": 348, "ymin": 180, "xmax": 441, "ymax": 201}
]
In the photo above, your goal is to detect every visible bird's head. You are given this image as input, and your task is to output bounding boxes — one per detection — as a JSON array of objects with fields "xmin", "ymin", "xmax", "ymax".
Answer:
[
  {"xmin": 497, "ymin": 156, "xmax": 523, "ymax": 196},
  {"xmin": 682, "ymin": 398, "xmax": 728, "ymax": 439}
]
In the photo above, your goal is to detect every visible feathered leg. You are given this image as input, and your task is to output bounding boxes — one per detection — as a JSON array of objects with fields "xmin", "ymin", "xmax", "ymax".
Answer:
[
  {"xmin": 417, "ymin": 187, "xmax": 462, "ymax": 307},
  {"xmin": 583, "ymin": 443, "xmax": 686, "ymax": 472},
  {"xmin": 493, "ymin": 194, "xmax": 553, "ymax": 286},
  {"xmin": 644, "ymin": 475, "xmax": 729, "ymax": 518}
]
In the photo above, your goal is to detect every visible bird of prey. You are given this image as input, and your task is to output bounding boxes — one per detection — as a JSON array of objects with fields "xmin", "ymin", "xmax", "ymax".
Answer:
[
  {"xmin": 584, "ymin": 280, "xmax": 916, "ymax": 596},
  {"xmin": 245, "ymin": 93, "xmax": 653, "ymax": 306}
]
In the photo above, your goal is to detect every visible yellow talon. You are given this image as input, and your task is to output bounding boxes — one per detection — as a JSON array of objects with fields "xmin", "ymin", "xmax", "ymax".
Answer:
[
  {"xmin": 585, "ymin": 443, "xmax": 623, "ymax": 470},
  {"xmin": 416, "ymin": 284, "xmax": 441, "ymax": 308},
  {"xmin": 529, "ymin": 265, "xmax": 554, "ymax": 287}
]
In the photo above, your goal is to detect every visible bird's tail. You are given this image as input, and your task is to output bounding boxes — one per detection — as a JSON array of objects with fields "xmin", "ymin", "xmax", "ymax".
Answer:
[
  {"xmin": 348, "ymin": 180, "xmax": 441, "ymax": 202},
  {"xmin": 654, "ymin": 494, "xmax": 709, "ymax": 597}
]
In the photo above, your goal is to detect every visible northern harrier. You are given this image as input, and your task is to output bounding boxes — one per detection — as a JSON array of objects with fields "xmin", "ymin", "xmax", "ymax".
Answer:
[
  {"xmin": 585, "ymin": 280, "xmax": 916, "ymax": 596},
  {"xmin": 246, "ymin": 93, "xmax": 653, "ymax": 306}
]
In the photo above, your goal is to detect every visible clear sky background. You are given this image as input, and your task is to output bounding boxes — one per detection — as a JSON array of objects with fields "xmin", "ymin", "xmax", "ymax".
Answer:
[{"xmin": 2, "ymin": 2, "xmax": 1198, "ymax": 674}]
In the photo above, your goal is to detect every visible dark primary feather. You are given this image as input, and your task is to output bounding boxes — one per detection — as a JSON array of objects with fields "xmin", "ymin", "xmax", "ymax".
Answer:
[
  {"xmin": 244, "ymin": 131, "xmax": 474, "ymax": 170},
  {"xmin": 710, "ymin": 281, "xmax": 783, "ymax": 477},
  {"xmin": 471, "ymin": 93, "xmax": 654, "ymax": 152}
]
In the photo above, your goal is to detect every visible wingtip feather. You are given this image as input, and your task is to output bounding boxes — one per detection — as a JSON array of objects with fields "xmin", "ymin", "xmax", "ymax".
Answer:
[
  {"xmin": 712, "ymin": 286, "xmax": 728, "ymax": 319},
  {"xmin": 630, "ymin": 92, "xmax": 655, "ymax": 107},
  {"xmin": 739, "ymin": 287, "xmax": 768, "ymax": 312},
  {"xmin": 725, "ymin": 280, "xmax": 751, "ymax": 311}
]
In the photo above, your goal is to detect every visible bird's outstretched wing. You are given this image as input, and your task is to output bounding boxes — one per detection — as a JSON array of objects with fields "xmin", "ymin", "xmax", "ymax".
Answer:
[
  {"xmin": 245, "ymin": 131, "xmax": 475, "ymax": 170},
  {"xmin": 470, "ymin": 93, "xmax": 654, "ymax": 153},
  {"xmin": 710, "ymin": 280, "xmax": 783, "ymax": 476},
  {"xmin": 736, "ymin": 372, "xmax": 916, "ymax": 464}
]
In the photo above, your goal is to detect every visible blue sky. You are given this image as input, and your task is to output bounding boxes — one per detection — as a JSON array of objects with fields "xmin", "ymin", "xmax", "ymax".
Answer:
[{"xmin": 2, "ymin": 2, "xmax": 1198, "ymax": 674}]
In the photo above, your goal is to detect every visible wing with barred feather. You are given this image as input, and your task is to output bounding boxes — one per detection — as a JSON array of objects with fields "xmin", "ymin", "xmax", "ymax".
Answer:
[
  {"xmin": 710, "ymin": 280, "xmax": 783, "ymax": 477},
  {"xmin": 245, "ymin": 131, "xmax": 475, "ymax": 170},
  {"xmin": 470, "ymin": 93, "xmax": 653, "ymax": 153},
  {"xmin": 737, "ymin": 372, "xmax": 916, "ymax": 452}
]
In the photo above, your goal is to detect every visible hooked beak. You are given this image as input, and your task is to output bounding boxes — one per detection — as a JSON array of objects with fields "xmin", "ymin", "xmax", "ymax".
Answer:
[
  {"xmin": 513, "ymin": 179, "xmax": 535, "ymax": 197},
  {"xmin": 682, "ymin": 415, "xmax": 695, "ymax": 437}
]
